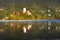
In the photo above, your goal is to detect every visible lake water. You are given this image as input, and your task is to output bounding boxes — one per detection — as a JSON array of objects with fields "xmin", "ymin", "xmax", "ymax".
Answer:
[{"xmin": 0, "ymin": 20, "xmax": 60, "ymax": 40}]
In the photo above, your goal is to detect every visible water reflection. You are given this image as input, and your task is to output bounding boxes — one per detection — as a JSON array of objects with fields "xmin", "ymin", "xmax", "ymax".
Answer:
[{"xmin": 0, "ymin": 22, "xmax": 60, "ymax": 40}]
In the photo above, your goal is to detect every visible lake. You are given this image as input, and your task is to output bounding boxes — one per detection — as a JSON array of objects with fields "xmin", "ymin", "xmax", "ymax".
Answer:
[{"xmin": 0, "ymin": 20, "xmax": 60, "ymax": 40}]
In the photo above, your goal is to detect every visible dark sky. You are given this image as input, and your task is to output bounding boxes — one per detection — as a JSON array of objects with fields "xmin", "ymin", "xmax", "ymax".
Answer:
[{"xmin": 0, "ymin": 0, "xmax": 60, "ymax": 7}]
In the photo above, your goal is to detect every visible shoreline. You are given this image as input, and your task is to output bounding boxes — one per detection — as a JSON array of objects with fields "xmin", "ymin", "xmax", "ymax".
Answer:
[{"xmin": 0, "ymin": 20, "xmax": 60, "ymax": 22}]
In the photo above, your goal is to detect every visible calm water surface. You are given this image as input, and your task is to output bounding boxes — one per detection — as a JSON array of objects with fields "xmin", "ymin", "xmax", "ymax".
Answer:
[{"xmin": 0, "ymin": 20, "xmax": 60, "ymax": 40}]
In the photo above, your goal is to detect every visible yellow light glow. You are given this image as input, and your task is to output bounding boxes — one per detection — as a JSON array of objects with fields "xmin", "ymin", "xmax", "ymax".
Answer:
[
  {"xmin": 10, "ymin": 14, "xmax": 14, "ymax": 17},
  {"xmin": 10, "ymin": 23, "xmax": 14, "ymax": 27},
  {"xmin": 2, "ymin": 19, "xmax": 6, "ymax": 20},
  {"xmin": 5, "ymin": 16, "xmax": 9, "ymax": 19}
]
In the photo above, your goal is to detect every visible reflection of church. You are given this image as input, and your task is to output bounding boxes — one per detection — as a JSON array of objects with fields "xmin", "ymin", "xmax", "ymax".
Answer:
[{"xmin": 23, "ymin": 24, "xmax": 32, "ymax": 33}]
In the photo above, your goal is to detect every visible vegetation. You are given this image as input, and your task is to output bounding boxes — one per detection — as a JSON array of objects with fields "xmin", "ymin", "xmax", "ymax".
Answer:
[
  {"xmin": 0, "ymin": 4, "xmax": 60, "ymax": 20},
  {"xmin": 0, "ymin": 0, "xmax": 60, "ymax": 20}
]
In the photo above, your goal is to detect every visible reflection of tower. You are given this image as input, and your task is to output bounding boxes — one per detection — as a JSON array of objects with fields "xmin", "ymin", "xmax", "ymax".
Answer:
[
  {"xmin": 27, "ymin": 25, "xmax": 32, "ymax": 30},
  {"xmin": 23, "ymin": 26, "xmax": 27, "ymax": 33},
  {"xmin": 27, "ymin": 22, "xmax": 32, "ymax": 30}
]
